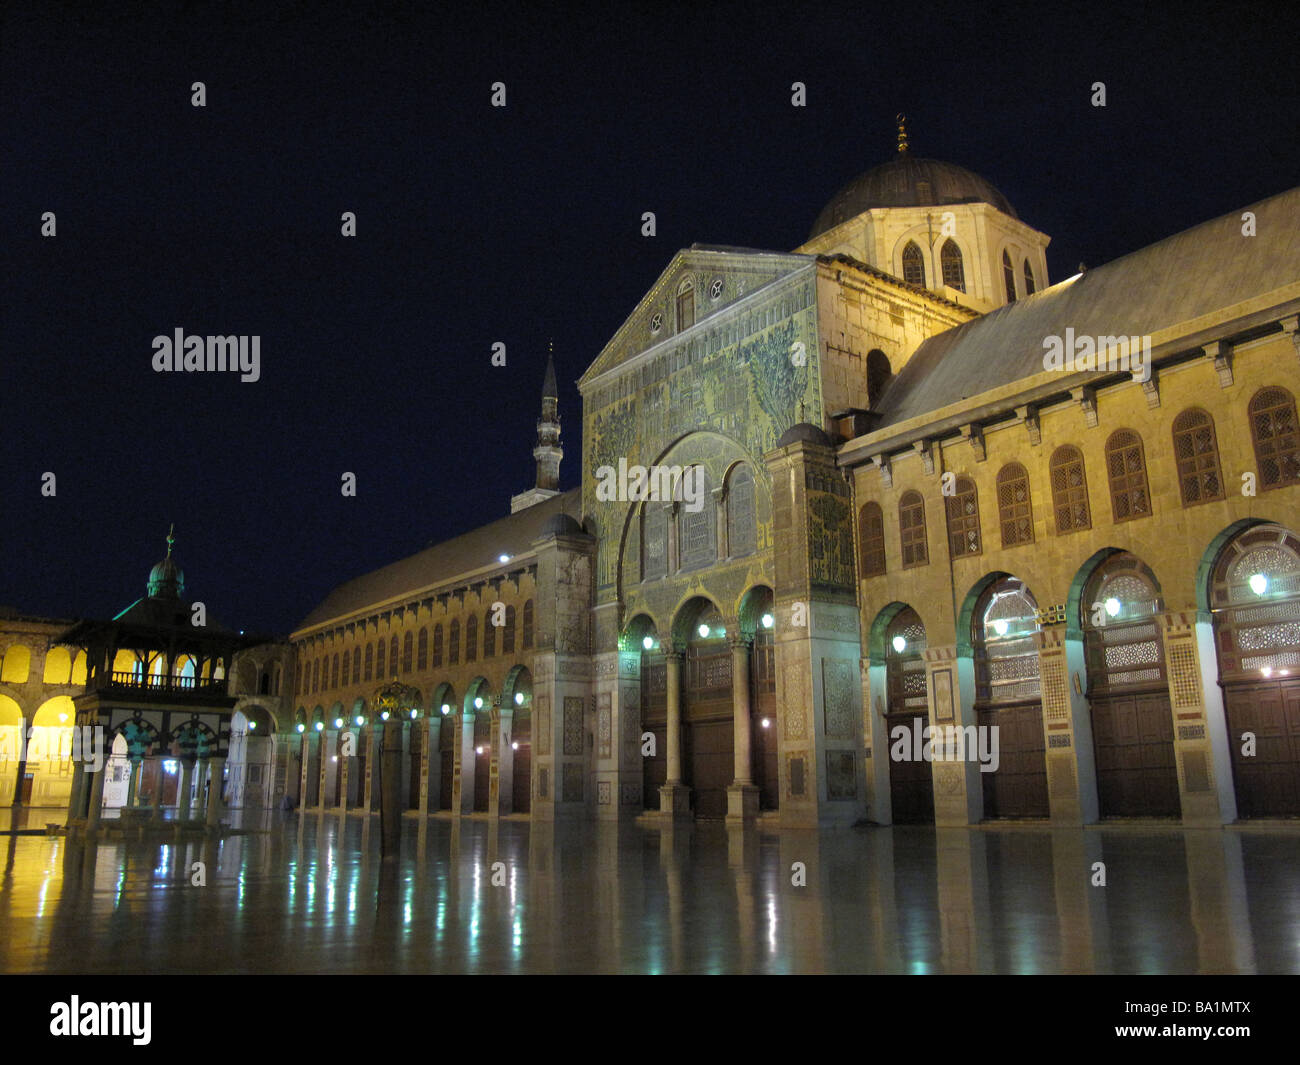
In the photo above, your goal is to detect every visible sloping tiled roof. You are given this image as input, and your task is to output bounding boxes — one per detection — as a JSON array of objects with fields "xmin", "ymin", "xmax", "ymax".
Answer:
[
  {"xmin": 293, "ymin": 488, "xmax": 583, "ymax": 633},
  {"xmin": 874, "ymin": 186, "xmax": 1300, "ymax": 429}
]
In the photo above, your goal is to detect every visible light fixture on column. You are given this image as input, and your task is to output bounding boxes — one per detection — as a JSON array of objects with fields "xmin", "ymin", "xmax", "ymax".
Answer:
[
  {"xmin": 334, "ymin": 717, "xmax": 343, "ymax": 729},
  {"xmin": 474, "ymin": 696, "xmax": 483, "ymax": 709},
  {"xmin": 892, "ymin": 635, "xmax": 907, "ymax": 653},
  {"xmin": 441, "ymin": 703, "xmax": 450, "ymax": 715},
  {"xmin": 248, "ymin": 720, "xmax": 257, "ymax": 730},
  {"xmin": 642, "ymin": 635, "xmax": 655, "ymax": 650},
  {"xmin": 380, "ymin": 710, "xmax": 390, "ymax": 721},
  {"xmin": 354, "ymin": 715, "xmax": 365, "ymax": 726},
  {"xmin": 698, "ymin": 623, "xmax": 710, "ymax": 638},
  {"xmin": 410, "ymin": 708, "xmax": 419, "ymax": 720},
  {"xmin": 760, "ymin": 717, "xmax": 771, "ymax": 729},
  {"xmin": 514, "ymin": 692, "xmax": 524, "ymax": 705},
  {"xmin": 314, "ymin": 721, "xmax": 323, "ymax": 731},
  {"xmin": 761, "ymin": 613, "xmax": 774, "ymax": 630},
  {"xmin": 296, "ymin": 723, "xmax": 305, "ymax": 733},
  {"xmin": 512, "ymin": 741, "xmax": 519, "ymax": 750},
  {"xmin": 476, "ymin": 745, "xmax": 484, "ymax": 755}
]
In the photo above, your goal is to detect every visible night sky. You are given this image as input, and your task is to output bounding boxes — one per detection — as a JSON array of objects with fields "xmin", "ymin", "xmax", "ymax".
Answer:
[{"xmin": 3, "ymin": 2, "xmax": 1297, "ymax": 636}]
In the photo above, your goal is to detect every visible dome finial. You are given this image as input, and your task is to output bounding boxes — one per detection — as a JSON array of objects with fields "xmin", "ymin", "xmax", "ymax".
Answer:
[{"xmin": 896, "ymin": 113, "xmax": 909, "ymax": 154}]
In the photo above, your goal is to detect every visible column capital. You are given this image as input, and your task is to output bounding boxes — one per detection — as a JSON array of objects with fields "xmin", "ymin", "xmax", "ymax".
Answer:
[{"xmin": 727, "ymin": 633, "xmax": 754, "ymax": 651}]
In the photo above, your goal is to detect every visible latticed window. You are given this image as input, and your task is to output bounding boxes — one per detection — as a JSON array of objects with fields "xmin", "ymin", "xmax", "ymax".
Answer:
[
  {"xmin": 483, "ymin": 611, "xmax": 496, "ymax": 657},
  {"xmin": 940, "ymin": 239, "xmax": 965, "ymax": 292},
  {"xmin": 1083, "ymin": 554, "xmax": 1165, "ymax": 692},
  {"xmin": 465, "ymin": 615, "xmax": 478, "ymax": 662},
  {"xmin": 1002, "ymin": 250, "xmax": 1017, "ymax": 303},
  {"xmin": 417, "ymin": 628, "xmax": 428, "ymax": 670},
  {"xmin": 503, "ymin": 605, "xmax": 516, "ymax": 654},
  {"xmin": 523, "ymin": 600, "xmax": 534, "ymax": 648},
  {"xmin": 1249, "ymin": 386, "xmax": 1300, "ymax": 489},
  {"xmin": 679, "ymin": 467, "xmax": 716, "ymax": 570},
  {"xmin": 432, "ymin": 625, "xmax": 443, "ymax": 667},
  {"xmin": 676, "ymin": 283, "xmax": 695, "ymax": 330},
  {"xmin": 1050, "ymin": 445, "xmax": 1090, "ymax": 533},
  {"xmin": 1106, "ymin": 429, "xmax": 1152, "ymax": 521},
  {"xmin": 885, "ymin": 607, "xmax": 927, "ymax": 714},
  {"xmin": 898, "ymin": 490, "xmax": 928, "ymax": 567},
  {"xmin": 973, "ymin": 578, "xmax": 1042, "ymax": 706},
  {"xmin": 642, "ymin": 502, "xmax": 667, "ymax": 580},
  {"xmin": 375, "ymin": 639, "xmax": 386, "ymax": 679},
  {"xmin": 364, "ymin": 643, "xmax": 373, "ymax": 681},
  {"xmin": 352, "ymin": 646, "xmax": 360, "ymax": 681},
  {"xmin": 858, "ymin": 501, "xmax": 886, "ymax": 576},
  {"xmin": 1172, "ymin": 407, "xmax": 1224, "ymax": 505},
  {"xmin": 996, "ymin": 462, "xmax": 1034, "ymax": 546},
  {"xmin": 1211, "ymin": 524, "xmax": 1300, "ymax": 677},
  {"xmin": 1023, "ymin": 259, "xmax": 1036, "ymax": 295},
  {"xmin": 402, "ymin": 632, "xmax": 414, "ymax": 673},
  {"xmin": 341, "ymin": 650, "xmax": 350, "ymax": 687},
  {"xmin": 945, "ymin": 476, "xmax": 981, "ymax": 557},
  {"xmin": 726, "ymin": 464, "xmax": 756, "ymax": 557},
  {"xmin": 901, "ymin": 241, "xmax": 925, "ymax": 287},
  {"xmin": 449, "ymin": 621, "xmax": 460, "ymax": 665}
]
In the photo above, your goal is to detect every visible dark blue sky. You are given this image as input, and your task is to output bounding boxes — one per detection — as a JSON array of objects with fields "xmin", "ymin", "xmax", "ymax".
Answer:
[{"xmin": 2, "ymin": 1, "xmax": 1297, "ymax": 635}]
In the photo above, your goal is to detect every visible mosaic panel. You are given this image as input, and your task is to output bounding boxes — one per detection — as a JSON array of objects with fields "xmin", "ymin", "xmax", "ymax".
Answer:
[
  {"xmin": 1166, "ymin": 643, "xmax": 1201, "ymax": 708},
  {"xmin": 563, "ymin": 696, "xmax": 584, "ymax": 756},
  {"xmin": 822, "ymin": 658, "xmax": 855, "ymax": 739},
  {"xmin": 826, "ymin": 750, "xmax": 856, "ymax": 800},
  {"xmin": 536, "ymin": 695, "xmax": 551, "ymax": 756},
  {"xmin": 562, "ymin": 763, "xmax": 584, "ymax": 802}
]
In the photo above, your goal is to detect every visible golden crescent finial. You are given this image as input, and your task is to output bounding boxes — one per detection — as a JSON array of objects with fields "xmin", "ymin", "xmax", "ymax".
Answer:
[{"xmin": 896, "ymin": 113, "xmax": 909, "ymax": 154}]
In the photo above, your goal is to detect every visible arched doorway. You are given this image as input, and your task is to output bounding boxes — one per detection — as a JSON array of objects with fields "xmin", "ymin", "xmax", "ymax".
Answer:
[
  {"xmin": 504, "ymin": 667, "xmax": 532, "ymax": 814},
  {"xmin": 972, "ymin": 577, "xmax": 1049, "ymax": 818},
  {"xmin": 884, "ymin": 607, "xmax": 933, "ymax": 824},
  {"xmin": 229, "ymin": 706, "xmax": 275, "ymax": 809},
  {"xmin": 1082, "ymin": 553, "xmax": 1179, "ymax": 817},
  {"xmin": 1210, "ymin": 523, "xmax": 1300, "ymax": 816},
  {"xmin": 748, "ymin": 595, "xmax": 779, "ymax": 811},
  {"xmin": 30, "ymin": 697, "xmax": 76, "ymax": 808},
  {"xmin": 634, "ymin": 616, "xmax": 667, "ymax": 812},
  {"xmin": 0, "ymin": 695, "xmax": 24, "ymax": 805},
  {"xmin": 466, "ymin": 679, "xmax": 492, "ymax": 813},
  {"xmin": 680, "ymin": 599, "xmax": 733, "ymax": 819}
]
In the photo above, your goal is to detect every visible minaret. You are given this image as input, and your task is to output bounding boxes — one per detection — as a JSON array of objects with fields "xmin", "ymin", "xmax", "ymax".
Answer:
[{"xmin": 510, "ymin": 345, "xmax": 564, "ymax": 513}]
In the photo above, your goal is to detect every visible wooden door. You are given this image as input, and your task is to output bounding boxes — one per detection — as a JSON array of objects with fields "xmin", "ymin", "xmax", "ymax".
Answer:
[
  {"xmin": 439, "ymin": 748, "xmax": 454, "ymax": 810},
  {"xmin": 1225, "ymin": 678, "xmax": 1300, "ymax": 816},
  {"xmin": 512, "ymin": 713, "xmax": 531, "ymax": 813},
  {"xmin": 1091, "ymin": 692, "xmax": 1180, "ymax": 816},
  {"xmin": 687, "ymin": 719, "xmax": 731, "ymax": 819},
  {"xmin": 978, "ymin": 703, "xmax": 1049, "ymax": 818},
  {"xmin": 884, "ymin": 713, "xmax": 934, "ymax": 823}
]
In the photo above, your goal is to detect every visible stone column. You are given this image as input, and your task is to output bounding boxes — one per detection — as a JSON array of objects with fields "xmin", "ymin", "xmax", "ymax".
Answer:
[
  {"xmin": 1033, "ymin": 624, "xmax": 1098, "ymax": 825},
  {"xmin": 459, "ymin": 712, "xmax": 477, "ymax": 814},
  {"xmin": 424, "ymin": 717, "xmax": 441, "ymax": 815},
  {"xmin": 127, "ymin": 759, "xmax": 142, "ymax": 808},
  {"xmin": 11, "ymin": 716, "xmax": 29, "ymax": 807},
  {"xmin": 659, "ymin": 650, "xmax": 690, "ymax": 816},
  {"xmin": 924, "ymin": 645, "xmax": 981, "ymax": 826},
  {"xmin": 151, "ymin": 757, "xmax": 164, "ymax": 817},
  {"xmin": 205, "ymin": 756, "xmax": 225, "ymax": 828},
  {"xmin": 85, "ymin": 764, "xmax": 108, "ymax": 832},
  {"xmin": 179, "ymin": 761, "xmax": 194, "ymax": 819},
  {"xmin": 400, "ymin": 720, "xmax": 412, "ymax": 811},
  {"xmin": 66, "ymin": 759, "xmax": 86, "ymax": 828},
  {"xmin": 727, "ymin": 635, "xmax": 758, "ymax": 821},
  {"xmin": 497, "ymin": 705, "xmax": 515, "ymax": 816}
]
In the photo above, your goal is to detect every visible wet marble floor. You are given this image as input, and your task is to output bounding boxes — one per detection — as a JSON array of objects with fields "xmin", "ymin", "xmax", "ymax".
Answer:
[{"xmin": 1, "ymin": 808, "xmax": 1298, "ymax": 973}]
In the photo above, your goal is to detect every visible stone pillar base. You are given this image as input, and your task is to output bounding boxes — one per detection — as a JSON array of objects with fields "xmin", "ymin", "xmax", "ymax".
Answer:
[
  {"xmin": 725, "ymin": 783, "xmax": 760, "ymax": 822},
  {"xmin": 659, "ymin": 783, "xmax": 691, "ymax": 818}
]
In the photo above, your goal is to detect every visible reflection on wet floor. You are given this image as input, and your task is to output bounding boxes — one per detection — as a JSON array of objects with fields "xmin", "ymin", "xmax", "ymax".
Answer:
[{"xmin": 0, "ymin": 807, "xmax": 1297, "ymax": 973}]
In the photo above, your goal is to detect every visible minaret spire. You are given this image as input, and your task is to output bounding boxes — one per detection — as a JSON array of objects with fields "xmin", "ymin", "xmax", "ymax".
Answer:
[
  {"xmin": 896, "ymin": 113, "xmax": 909, "ymax": 154},
  {"xmin": 510, "ymin": 345, "xmax": 564, "ymax": 513}
]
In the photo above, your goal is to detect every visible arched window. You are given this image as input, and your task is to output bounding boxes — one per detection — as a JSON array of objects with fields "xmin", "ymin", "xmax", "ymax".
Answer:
[
  {"xmin": 523, "ymin": 600, "xmax": 535, "ymax": 649},
  {"xmin": 858, "ymin": 501, "xmax": 886, "ymax": 577},
  {"xmin": 432, "ymin": 624, "xmax": 444, "ymax": 668},
  {"xmin": 866, "ymin": 350, "xmax": 891, "ymax": 407},
  {"xmin": 389, "ymin": 636, "xmax": 399, "ymax": 676},
  {"xmin": 996, "ymin": 462, "xmax": 1034, "ymax": 546},
  {"xmin": 465, "ymin": 615, "xmax": 478, "ymax": 663},
  {"xmin": 295, "ymin": 662, "xmax": 302, "ymax": 694},
  {"xmin": 1211, "ymin": 523, "xmax": 1300, "ymax": 677},
  {"xmin": 351, "ymin": 646, "xmax": 360, "ymax": 682},
  {"xmin": 312, "ymin": 659, "xmax": 320, "ymax": 693},
  {"xmin": 973, "ymin": 578, "xmax": 1041, "ymax": 706},
  {"xmin": 885, "ymin": 608, "xmax": 927, "ymax": 714},
  {"xmin": 1106, "ymin": 429, "xmax": 1152, "ymax": 521},
  {"xmin": 940, "ymin": 239, "xmax": 965, "ymax": 292},
  {"xmin": 483, "ymin": 610, "xmax": 496, "ymax": 657},
  {"xmin": 726, "ymin": 464, "xmax": 756, "ymax": 557},
  {"xmin": 1050, "ymin": 445, "xmax": 1090, "ymax": 533},
  {"xmin": 1022, "ymin": 259, "xmax": 1036, "ymax": 295},
  {"xmin": 678, "ymin": 466, "xmax": 716, "ymax": 570},
  {"xmin": 364, "ymin": 643, "xmax": 374, "ymax": 681},
  {"xmin": 1172, "ymin": 408, "xmax": 1224, "ymax": 505},
  {"xmin": 449, "ymin": 620, "xmax": 460, "ymax": 665},
  {"xmin": 402, "ymin": 632, "xmax": 414, "ymax": 673},
  {"xmin": 1002, "ymin": 250, "xmax": 1017, "ymax": 303},
  {"xmin": 901, "ymin": 241, "xmax": 925, "ymax": 287},
  {"xmin": 642, "ymin": 502, "xmax": 667, "ymax": 580},
  {"xmin": 1083, "ymin": 553, "xmax": 1165, "ymax": 693},
  {"xmin": 898, "ymin": 490, "xmax": 928, "ymax": 568},
  {"xmin": 945, "ymin": 476, "xmax": 981, "ymax": 557},
  {"xmin": 341, "ymin": 650, "xmax": 350, "ymax": 687},
  {"xmin": 331, "ymin": 654, "xmax": 339, "ymax": 689},
  {"xmin": 1249, "ymin": 386, "xmax": 1300, "ymax": 489},
  {"xmin": 677, "ymin": 280, "xmax": 695, "ymax": 330},
  {"xmin": 503, "ymin": 605, "xmax": 516, "ymax": 654},
  {"xmin": 375, "ymin": 639, "xmax": 386, "ymax": 679},
  {"xmin": 417, "ymin": 628, "xmax": 428, "ymax": 670}
]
